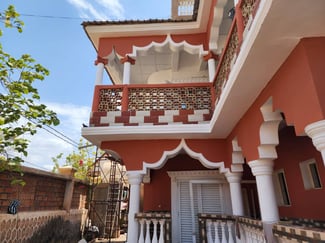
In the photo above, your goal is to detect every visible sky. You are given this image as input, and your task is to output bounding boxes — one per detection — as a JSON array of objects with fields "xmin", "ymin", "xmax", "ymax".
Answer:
[{"xmin": 0, "ymin": 0, "xmax": 170, "ymax": 171}]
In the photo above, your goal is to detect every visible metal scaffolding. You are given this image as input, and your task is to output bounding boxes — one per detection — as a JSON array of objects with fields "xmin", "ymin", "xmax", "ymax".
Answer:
[{"xmin": 85, "ymin": 149, "xmax": 128, "ymax": 242}]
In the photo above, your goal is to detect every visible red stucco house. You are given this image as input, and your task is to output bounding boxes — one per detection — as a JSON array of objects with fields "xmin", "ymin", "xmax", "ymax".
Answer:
[{"xmin": 81, "ymin": 0, "xmax": 325, "ymax": 242}]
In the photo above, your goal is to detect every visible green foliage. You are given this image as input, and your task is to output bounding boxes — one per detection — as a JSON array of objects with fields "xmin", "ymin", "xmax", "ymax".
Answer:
[
  {"xmin": 0, "ymin": 5, "xmax": 24, "ymax": 37},
  {"xmin": 0, "ymin": 5, "xmax": 60, "ymax": 174},
  {"xmin": 52, "ymin": 140, "xmax": 96, "ymax": 181}
]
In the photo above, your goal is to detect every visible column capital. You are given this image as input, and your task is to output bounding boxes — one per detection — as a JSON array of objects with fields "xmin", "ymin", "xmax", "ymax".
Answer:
[
  {"xmin": 127, "ymin": 171, "xmax": 144, "ymax": 185},
  {"xmin": 248, "ymin": 159, "xmax": 274, "ymax": 176},
  {"xmin": 121, "ymin": 55, "xmax": 136, "ymax": 65},
  {"xmin": 225, "ymin": 172, "xmax": 243, "ymax": 183},
  {"xmin": 305, "ymin": 119, "xmax": 325, "ymax": 165},
  {"xmin": 203, "ymin": 51, "xmax": 219, "ymax": 61},
  {"xmin": 94, "ymin": 56, "xmax": 108, "ymax": 65}
]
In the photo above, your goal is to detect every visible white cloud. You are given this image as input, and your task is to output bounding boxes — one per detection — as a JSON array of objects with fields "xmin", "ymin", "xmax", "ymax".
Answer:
[
  {"xmin": 23, "ymin": 102, "xmax": 91, "ymax": 171},
  {"xmin": 67, "ymin": 0, "xmax": 125, "ymax": 20}
]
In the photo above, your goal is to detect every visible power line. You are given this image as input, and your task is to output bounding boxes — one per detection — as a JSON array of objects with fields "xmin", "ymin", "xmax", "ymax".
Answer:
[
  {"xmin": 7, "ymin": 153, "xmax": 51, "ymax": 171},
  {"xmin": 20, "ymin": 13, "xmax": 89, "ymax": 21},
  {"xmin": 0, "ymin": 98, "xmax": 80, "ymax": 148}
]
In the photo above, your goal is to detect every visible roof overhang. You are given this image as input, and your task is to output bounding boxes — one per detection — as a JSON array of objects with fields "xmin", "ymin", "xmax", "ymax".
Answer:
[{"xmin": 82, "ymin": 0, "xmax": 213, "ymax": 51}]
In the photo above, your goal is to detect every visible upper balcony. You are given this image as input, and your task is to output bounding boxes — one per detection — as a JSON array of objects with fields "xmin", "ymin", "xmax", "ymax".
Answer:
[
  {"xmin": 82, "ymin": 0, "xmax": 325, "ymax": 145},
  {"xmin": 90, "ymin": 83, "xmax": 214, "ymax": 127}
]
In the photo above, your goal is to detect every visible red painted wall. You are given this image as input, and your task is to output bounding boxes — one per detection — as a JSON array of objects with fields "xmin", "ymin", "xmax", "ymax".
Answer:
[
  {"xmin": 142, "ymin": 154, "xmax": 209, "ymax": 211},
  {"xmin": 230, "ymin": 37, "xmax": 325, "ymax": 161},
  {"xmin": 274, "ymin": 126, "xmax": 325, "ymax": 220},
  {"xmin": 186, "ymin": 139, "xmax": 229, "ymax": 165},
  {"xmin": 102, "ymin": 139, "xmax": 229, "ymax": 171},
  {"xmin": 271, "ymin": 38, "xmax": 325, "ymax": 134},
  {"xmin": 102, "ymin": 139, "xmax": 181, "ymax": 170}
]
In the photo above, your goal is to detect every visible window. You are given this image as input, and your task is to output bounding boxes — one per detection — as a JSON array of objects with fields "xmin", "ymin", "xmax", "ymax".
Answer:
[
  {"xmin": 274, "ymin": 170, "xmax": 291, "ymax": 206},
  {"xmin": 299, "ymin": 159, "xmax": 322, "ymax": 190}
]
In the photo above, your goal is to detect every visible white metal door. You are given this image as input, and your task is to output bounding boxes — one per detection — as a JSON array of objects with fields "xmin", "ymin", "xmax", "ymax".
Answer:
[{"xmin": 179, "ymin": 180, "xmax": 223, "ymax": 243}]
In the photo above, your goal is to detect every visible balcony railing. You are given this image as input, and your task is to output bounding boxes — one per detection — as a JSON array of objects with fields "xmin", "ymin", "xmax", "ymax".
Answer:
[
  {"xmin": 172, "ymin": 0, "xmax": 198, "ymax": 20},
  {"xmin": 90, "ymin": 83, "xmax": 215, "ymax": 127},
  {"xmin": 135, "ymin": 212, "xmax": 171, "ymax": 243},
  {"xmin": 213, "ymin": 0, "xmax": 261, "ymax": 101},
  {"xmin": 134, "ymin": 213, "xmax": 325, "ymax": 243},
  {"xmin": 198, "ymin": 214, "xmax": 237, "ymax": 243},
  {"xmin": 199, "ymin": 214, "xmax": 325, "ymax": 243}
]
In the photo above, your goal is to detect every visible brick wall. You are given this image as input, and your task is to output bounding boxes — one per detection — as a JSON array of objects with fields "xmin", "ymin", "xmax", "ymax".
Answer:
[
  {"xmin": 0, "ymin": 166, "xmax": 89, "ymax": 242},
  {"xmin": 0, "ymin": 166, "xmax": 88, "ymax": 213}
]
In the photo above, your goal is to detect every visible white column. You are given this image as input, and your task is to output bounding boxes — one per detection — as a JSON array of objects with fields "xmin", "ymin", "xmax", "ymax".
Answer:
[
  {"xmin": 123, "ymin": 61, "xmax": 131, "ymax": 85},
  {"xmin": 208, "ymin": 58, "xmax": 216, "ymax": 82},
  {"xmin": 95, "ymin": 62, "xmax": 105, "ymax": 85},
  {"xmin": 225, "ymin": 172, "xmax": 244, "ymax": 216},
  {"xmin": 305, "ymin": 119, "xmax": 325, "ymax": 166},
  {"xmin": 126, "ymin": 172, "xmax": 144, "ymax": 243},
  {"xmin": 248, "ymin": 159, "xmax": 279, "ymax": 223}
]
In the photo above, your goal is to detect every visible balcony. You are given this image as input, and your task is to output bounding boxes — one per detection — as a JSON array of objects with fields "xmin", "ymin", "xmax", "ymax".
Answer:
[
  {"xmin": 90, "ymin": 83, "xmax": 214, "ymax": 128},
  {"xmin": 134, "ymin": 213, "xmax": 325, "ymax": 243},
  {"xmin": 83, "ymin": 0, "xmax": 262, "ymax": 142}
]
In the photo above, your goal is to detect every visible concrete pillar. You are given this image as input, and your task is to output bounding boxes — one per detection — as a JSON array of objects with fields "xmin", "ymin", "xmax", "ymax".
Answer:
[
  {"xmin": 208, "ymin": 58, "xmax": 216, "ymax": 82},
  {"xmin": 305, "ymin": 119, "xmax": 325, "ymax": 166},
  {"xmin": 248, "ymin": 159, "xmax": 279, "ymax": 223},
  {"xmin": 121, "ymin": 55, "xmax": 135, "ymax": 85},
  {"xmin": 63, "ymin": 179, "xmax": 74, "ymax": 212},
  {"xmin": 203, "ymin": 51, "xmax": 218, "ymax": 82},
  {"xmin": 94, "ymin": 56, "xmax": 108, "ymax": 85},
  {"xmin": 122, "ymin": 61, "xmax": 131, "ymax": 85},
  {"xmin": 126, "ymin": 172, "xmax": 144, "ymax": 243},
  {"xmin": 95, "ymin": 62, "xmax": 105, "ymax": 85},
  {"xmin": 226, "ymin": 172, "xmax": 244, "ymax": 216}
]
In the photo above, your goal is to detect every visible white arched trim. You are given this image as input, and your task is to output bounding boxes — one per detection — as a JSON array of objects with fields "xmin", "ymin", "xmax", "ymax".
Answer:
[
  {"xmin": 128, "ymin": 34, "xmax": 209, "ymax": 59},
  {"xmin": 305, "ymin": 119, "xmax": 325, "ymax": 166},
  {"xmin": 258, "ymin": 97, "xmax": 283, "ymax": 160},
  {"xmin": 231, "ymin": 137, "xmax": 244, "ymax": 172},
  {"xmin": 136, "ymin": 139, "xmax": 228, "ymax": 181}
]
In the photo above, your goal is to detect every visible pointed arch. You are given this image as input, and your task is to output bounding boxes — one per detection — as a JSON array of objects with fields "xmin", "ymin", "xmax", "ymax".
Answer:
[
  {"xmin": 139, "ymin": 139, "xmax": 228, "ymax": 176},
  {"xmin": 128, "ymin": 34, "xmax": 209, "ymax": 58},
  {"xmin": 258, "ymin": 97, "xmax": 283, "ymax": 159},
  {"xmin": 231, "ymin": 137, "xmax": 244, "ymax": 172}
]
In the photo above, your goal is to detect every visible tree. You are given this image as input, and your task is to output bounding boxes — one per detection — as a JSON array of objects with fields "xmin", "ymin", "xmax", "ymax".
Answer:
[
  {"xmin": 0, "ymin": 5, "xmax": 60, "ymax": 175},
  {"xmin": 52, "ymin": 140, "xmax": 96, "ymax": 181}
]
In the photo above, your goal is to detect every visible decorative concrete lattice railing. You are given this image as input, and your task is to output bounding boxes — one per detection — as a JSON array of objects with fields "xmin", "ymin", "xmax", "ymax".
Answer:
[
  {"xmin": 214, "ymin": 0, "xmax": 260, "ymax": 101},
  {"xmin": 0, "ymin": 209, "xmax": 87, "ymax": 243},
  {"xmin": 135, "ymin": 212, "xmax": 171, "ymax": 243},
  {"xmin": 273, "ymin": 219, "xmax": 325, "ymax": 242},
  {"xmin": 90, "ymin": 83, "xmax": 215, "ymax": 127}
]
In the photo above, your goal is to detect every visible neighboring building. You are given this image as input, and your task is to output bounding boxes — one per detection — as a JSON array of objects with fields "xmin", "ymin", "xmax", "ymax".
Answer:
[{"xmin": 81, "ymin": 0, "xmax": 325, "ymax": 242}]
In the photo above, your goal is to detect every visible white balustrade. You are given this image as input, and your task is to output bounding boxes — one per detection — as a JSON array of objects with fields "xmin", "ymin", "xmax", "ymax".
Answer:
[
  {"xmin": 177, "ymin": 0, "xmax": 195, "ymax": 16},
  {"xmin": 200, "ymin": 214, "xmax": 278, "ymax": 243},
  {"xmin": 214, "ymin": 221, "xmax": 221, "ymax": 243},
  {"xmin": 205, "ymin": 219, "xmax": 236, "ymax": 243},
  {"xmin": 158, "ymin": 219, "xmax": 165, "ymax": 243},
  {"xmin": 137, "ymin": 217, "xmax": 168, "ymax": 243},
  {"xmin": 240, "ymin": 224, "xmax": 266, "ymax": 243},
  {"xmin": 138, "ymin": 219, "xmax": 145, "ymax": 243}
]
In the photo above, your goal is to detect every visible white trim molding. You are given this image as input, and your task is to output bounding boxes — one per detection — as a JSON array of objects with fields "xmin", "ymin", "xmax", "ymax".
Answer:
[
  {"xmin": 305, "ymin": 119, "xmax": 325, "ymax": 166},
  {"xmin": 139, "ymin": 139, "xmax": 229, "ymax": 182}
]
